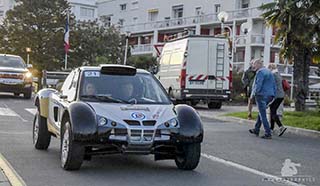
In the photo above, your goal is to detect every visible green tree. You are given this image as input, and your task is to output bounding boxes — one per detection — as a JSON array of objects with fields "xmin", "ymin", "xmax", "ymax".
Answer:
[
  {"xmin": 127, "ymin": 54, "xmax": 157, "ymax": 70},
  {"xmin": 69, "ymin": 21, "xmax": 125, "ymax": 67},
  {"xmin": 0, "ymin": 0, "xmax": 70, "ymax": 72},
  {"xmin": 260, "ymin": 0, "xmax": 320, "ymax": 111}
]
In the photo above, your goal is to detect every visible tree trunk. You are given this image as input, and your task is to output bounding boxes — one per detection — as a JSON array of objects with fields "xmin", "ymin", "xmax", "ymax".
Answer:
[{"xmin": 293, "ymin": 48, "xmax": 310, "ymax": 111}]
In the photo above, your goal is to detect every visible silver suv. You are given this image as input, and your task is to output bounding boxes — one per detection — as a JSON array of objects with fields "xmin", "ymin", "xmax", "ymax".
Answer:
[{"xmin": 0, "ymin": 54, "xmax": 33, "ymax": 99}]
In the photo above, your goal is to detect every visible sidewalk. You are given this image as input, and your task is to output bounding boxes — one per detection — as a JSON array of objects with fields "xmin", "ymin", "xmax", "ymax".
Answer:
[{"xmin": 197, "ymin": 105, "xmax": 320, "ymax": 138}]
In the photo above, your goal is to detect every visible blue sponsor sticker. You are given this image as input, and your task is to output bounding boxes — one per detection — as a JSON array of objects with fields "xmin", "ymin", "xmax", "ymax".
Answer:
[{"xmin": 131, "ymin": 112, "xmax": 146, "ymax": 120}]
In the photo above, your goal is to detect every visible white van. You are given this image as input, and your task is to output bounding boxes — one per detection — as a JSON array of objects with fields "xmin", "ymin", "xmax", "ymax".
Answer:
[{"xmin": 157, "ymin": 36, "xmax": 231, "ymax": 109}]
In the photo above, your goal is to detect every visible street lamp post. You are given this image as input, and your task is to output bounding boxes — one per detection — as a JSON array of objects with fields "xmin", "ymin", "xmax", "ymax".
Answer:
[
  {"xmin": 26, "ymin": 47, "xmax": 31, "ymax": 65},
  {"xmin": 124, "ymin": 31, "xmax": 131, "ymax": 65},
  {"xmin": 217, "ymin": 11, "xmax": 251, "ymax": 63}
]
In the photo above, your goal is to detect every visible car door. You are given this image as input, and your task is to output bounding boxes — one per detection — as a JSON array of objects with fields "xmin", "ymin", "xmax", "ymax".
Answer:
[{"xmin": 48, "ymin": 70, "xmax": 74, "ymax": 135}]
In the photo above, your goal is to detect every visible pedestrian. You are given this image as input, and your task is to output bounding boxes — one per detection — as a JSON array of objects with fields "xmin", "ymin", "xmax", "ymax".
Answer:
[
  {"xmin": 241, "ymin": 60, "xmax": 256, "ymax": 120},
  {"xmin": 249, "ymin": 59, "xmax": 276, "ymax": 139},
  {"xmin": 267, "ymin": 63, "xmax": 287, "ymax": 136}
]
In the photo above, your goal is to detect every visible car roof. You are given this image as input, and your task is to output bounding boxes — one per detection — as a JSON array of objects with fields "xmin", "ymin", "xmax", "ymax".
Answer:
[
  {"xmin": 0, "ymin": 54, "xmax": 22, "ymax": 58},
  {"xmin": 79, "ymin": 64, "xmax": 150, "ymax": 74}
]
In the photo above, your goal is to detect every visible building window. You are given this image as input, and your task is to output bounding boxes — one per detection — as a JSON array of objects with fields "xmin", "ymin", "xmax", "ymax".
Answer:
[
  {"xmin": 215, "ymin": 4, "xmax": 221, "ymax": 13},
  {"xmin": 0, "ymin": 10, "xmax": 3, "ymax": 17},
  {"xmin": 80, "ymin": 7, "xmax": 94, "ymax": 18},
  {"xmin": 131, "ymin": 1, "xmax": 139, "ymax": 10},
  {"xmin": 172, "ymin": 5, "xmax": 183, "ymax": 18},
  {"xmin": 119, "ymin": 19, "xmax": 125, "ymax": 26},
  {"xmin": 241, "ymin": 0, "xmax": 250, "ymax": 9},
  {"xmin": 195, "ymin": 7, "xmax": 202, "ymax": 16},
  {"xmin": 120, "ymin": 4, "xmax": 127, "ymax": 11},
  {"xmin": 100, "ymin": 15, "xmax": 112, "ymax": 27},
  {"xmin": 148, "ymin": 9, "xmax": 158, "ymax": 22}
]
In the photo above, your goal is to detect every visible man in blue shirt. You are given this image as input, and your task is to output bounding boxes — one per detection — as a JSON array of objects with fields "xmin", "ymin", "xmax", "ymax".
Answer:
[{"xmin": 249, "ymin": 59, "xmax": 276, "ymax": 139}]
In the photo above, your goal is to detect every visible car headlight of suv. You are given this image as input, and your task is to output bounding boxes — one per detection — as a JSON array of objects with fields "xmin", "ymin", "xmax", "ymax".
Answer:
[
  {"xmin": 24, "ymin": 71, "xmax": 32, "ymax": 79},
  {"xmin": 164, "ymin": 118, "xmax": 179, "ymax": 128}
]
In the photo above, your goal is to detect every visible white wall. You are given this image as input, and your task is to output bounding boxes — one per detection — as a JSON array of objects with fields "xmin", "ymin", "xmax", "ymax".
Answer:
[{"xmin": 97, "ymin": 0, "xmax": 249, "ymax": 26}]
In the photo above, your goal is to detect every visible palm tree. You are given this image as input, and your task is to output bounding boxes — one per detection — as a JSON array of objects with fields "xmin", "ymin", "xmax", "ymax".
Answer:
[{"xmin": 260, "ymin": 0, "xmax": 320, "ymax": 111}]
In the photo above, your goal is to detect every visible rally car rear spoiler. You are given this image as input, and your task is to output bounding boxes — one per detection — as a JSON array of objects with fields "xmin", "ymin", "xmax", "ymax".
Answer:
[{"xmin": 100, "ymin": 64, "xmax": 136, "ymax": 76}]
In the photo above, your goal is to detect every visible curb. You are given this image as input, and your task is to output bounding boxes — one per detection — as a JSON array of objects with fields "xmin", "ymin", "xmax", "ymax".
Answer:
[
  {"xmin": 0, "ymin": 153, "xmax": 26, "ymax": 186},
  {"xmin": 200, "ymin": 113, "xmax": 320, "ymax": 138}
]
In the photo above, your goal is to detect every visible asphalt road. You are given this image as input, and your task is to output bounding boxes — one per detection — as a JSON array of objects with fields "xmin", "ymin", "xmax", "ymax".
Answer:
[{"xmin": 0, "ymin": 94, "xmax": 319, "ymax": 186}]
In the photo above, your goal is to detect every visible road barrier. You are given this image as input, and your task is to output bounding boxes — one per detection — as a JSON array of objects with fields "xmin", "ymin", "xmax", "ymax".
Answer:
[{"xmin": 32, "ymin": 70, "xmax": 70, "ymax": 92}]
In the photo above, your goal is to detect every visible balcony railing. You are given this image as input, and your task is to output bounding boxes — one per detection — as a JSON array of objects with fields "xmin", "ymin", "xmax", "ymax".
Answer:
[
  {"xmin": 234, "ymin": 35, "xmax": 247, "ymax": 46},
  {"xmin": 277, "ymin": 64, "xmax": 319, "ymax": 77},
  {"xmin": 120, "ymin": 7, "xmax": 262, "ymax": 33},
  {"xmin": 251, "ymin": 34, "xmax": 265, "ymax": 45},
  {"xmin": 131, "ymin": 44, "xmax": 153, "ymax": 54}
]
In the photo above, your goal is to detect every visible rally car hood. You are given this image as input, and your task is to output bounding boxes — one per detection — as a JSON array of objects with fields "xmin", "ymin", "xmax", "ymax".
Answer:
[{"xmin": 87, "ymin": 102, "xmax": 176, "ymax": 125}]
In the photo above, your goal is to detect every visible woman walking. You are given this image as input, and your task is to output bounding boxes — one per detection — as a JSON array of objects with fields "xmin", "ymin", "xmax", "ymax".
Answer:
[{"xmin": 268, "ymin": 64, "xmax": 287, "ymax": 136}]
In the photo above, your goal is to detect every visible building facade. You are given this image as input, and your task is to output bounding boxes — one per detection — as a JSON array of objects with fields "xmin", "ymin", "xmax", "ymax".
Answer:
[
  {"xmin": 69, "ymin": 0, "xmax": 98, "ymax": 21},
  {"xmin": 97, "ymin": 0, "xmax": 282, "ymax": 72}
]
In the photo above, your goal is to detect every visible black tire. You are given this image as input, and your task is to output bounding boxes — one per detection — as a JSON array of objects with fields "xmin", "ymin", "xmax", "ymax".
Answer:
[
  {"xmin": 175, "ymin": 143, "xmax": 201, "ymax": 170},
  {"xmin": 208, "ymin": 102, "xmax": 222, "ymax": 109},
  {"xmin": 14, "ymin": 93, "xmax": 20, "ymax": 97},
  {"xmin": 191, "ymin": 100, "xmax": 199, "ymax": 107},
  {"xmin": 24, "ymin": 90, "xmax": 32, "ymax": 99},
  {"xmin": 61, "ymin": 120, "xmax": 84, "ymax": 170},
  {"xmin": 33, "ymin": 111, "xmax": 51, "ymax": 150}
]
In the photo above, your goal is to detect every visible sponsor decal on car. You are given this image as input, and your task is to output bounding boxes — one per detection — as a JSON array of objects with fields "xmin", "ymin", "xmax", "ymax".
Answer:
[{"xmin": 131, "ymin": 112, "xmax": 146, "ymax": 120}]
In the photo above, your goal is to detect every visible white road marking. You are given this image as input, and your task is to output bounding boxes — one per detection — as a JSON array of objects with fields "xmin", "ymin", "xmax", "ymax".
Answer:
[
  {"xmin": 201, "ymin": 153, "xmax": 305, "ymax": 186},
  {"xmin": 0, "ymin": 104, "xmax": 28, "ymax": 122},
  {"xmin": 0, "ymin": 107, "xmax": 19, "ymax": 116},
  {"xmin": 25, "ymin": 108, "xmax": 37, "ymax": 115}
]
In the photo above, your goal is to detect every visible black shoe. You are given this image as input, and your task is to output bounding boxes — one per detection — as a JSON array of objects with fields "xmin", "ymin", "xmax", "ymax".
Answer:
[
  {"xmin": 249, "ymin": 129, "xmax": 259, "ymax": 136},
  {"xmin": 278, "ymin": 127, "xmax": 287, "ymax": 137},
  {"xmin": 261, "ymin": 134, "xmax": 272, "ymax": 139}
]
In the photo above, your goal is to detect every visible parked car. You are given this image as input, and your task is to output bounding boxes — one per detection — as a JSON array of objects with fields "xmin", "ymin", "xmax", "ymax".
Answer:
[
  {"xmin": 157, "ymin": 35, "xmax": 232, "ymax": 109},
  {"xmin": 33, "ymin": 65, "xmax": 203, "ymax": 170},
  {"xmin": 0, "ymin": 54, "xmax": 33, "ymax": 99}
]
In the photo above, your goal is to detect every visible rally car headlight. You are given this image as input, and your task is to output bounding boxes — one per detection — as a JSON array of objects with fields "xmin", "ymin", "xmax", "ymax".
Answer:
[
  {"xmin": 24, "ymin": 72, "xmax": 32, "ymax": 79},
  {"xmin": 98, "ymin": 117, "xmax": 107, "ymax": 126},
  {"xmin": 165, "ymin": 118, "xmax": 179, "ymax": 128}
]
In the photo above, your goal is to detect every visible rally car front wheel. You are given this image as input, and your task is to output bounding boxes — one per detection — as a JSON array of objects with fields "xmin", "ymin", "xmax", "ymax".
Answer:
[
  {"xmin": 175, "ymin": 143, "xmax": 201, "ymax": 170},
  {"xmin": 33, "ymin": 111, "xmax": 51, "ymax": 150},
  {"xmin": 61, "ymin": 120, "xmax": 84, "ymax": 170}
]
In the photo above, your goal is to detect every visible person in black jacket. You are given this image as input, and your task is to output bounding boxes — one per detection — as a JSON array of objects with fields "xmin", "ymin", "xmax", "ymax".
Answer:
[{"xmin": 242, "ymin": 60, "xmax": 256, "ymax": 120}]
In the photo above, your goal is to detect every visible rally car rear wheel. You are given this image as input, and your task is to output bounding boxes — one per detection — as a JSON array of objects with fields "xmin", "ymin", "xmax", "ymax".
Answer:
[
  {"xmin": 175, "ymin": 143, "xmax": 201, "ymax": 170},
  {"xmin": 33, "ymin": 111, "xmax": 51, "ymax": 150},
  {"xmin": 61, "ymin": 120, "xmax": 84, "ymax": 170}
]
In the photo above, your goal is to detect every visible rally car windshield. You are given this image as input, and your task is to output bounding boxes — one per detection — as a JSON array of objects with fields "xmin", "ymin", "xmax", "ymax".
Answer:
[{"xmin": 80, "ymin": 71, "xmax": 171, "ymax": 104}]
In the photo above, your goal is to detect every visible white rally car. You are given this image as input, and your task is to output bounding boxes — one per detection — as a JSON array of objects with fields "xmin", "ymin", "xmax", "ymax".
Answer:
[{"xmin": 33, "ymin": 65, "xmax": 203, "ymax": 170}]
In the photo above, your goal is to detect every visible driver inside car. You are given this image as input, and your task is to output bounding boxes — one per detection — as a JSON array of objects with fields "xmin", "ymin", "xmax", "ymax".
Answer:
[
  {"xmin": 83, "ymin": 82, "xmax": 96, "ymax": 95},
  {"xmin": 119, "ymin": 82, "xmax": 134, "ymax": 100}
]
